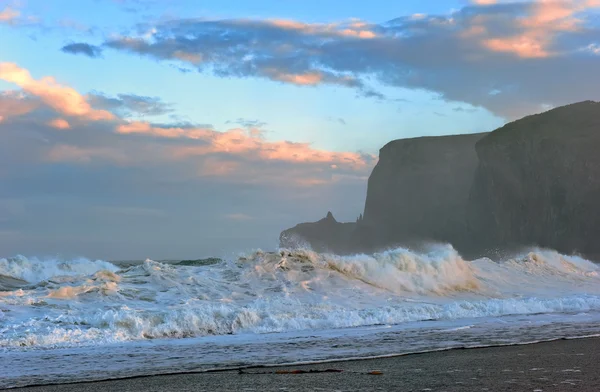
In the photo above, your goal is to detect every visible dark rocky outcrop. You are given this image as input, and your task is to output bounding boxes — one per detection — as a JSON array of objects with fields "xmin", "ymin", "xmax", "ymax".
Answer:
[
  {"xmin": 279, "ymin": 212, "xmax": 358, "ymax": 254},
  {"xmin": 280, "ymin": 101, "xmax": 600, "ymax": 260},
  {"xmin": 467, "ymin": 101, "xmax": 600, "ymax": 259}
]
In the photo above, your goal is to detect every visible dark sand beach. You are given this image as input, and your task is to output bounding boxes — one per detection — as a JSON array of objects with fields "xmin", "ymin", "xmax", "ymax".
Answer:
[{"xmin": 9, "ymin": 337, "xmax": 600, "ymax": 392}]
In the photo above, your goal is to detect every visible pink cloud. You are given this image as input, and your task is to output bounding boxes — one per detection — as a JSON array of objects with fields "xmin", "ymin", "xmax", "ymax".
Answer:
[
  {"xmin": 0, "ymin": 64, "xmax": 374, "ymax": 186},
  {"xmin": 0, "ymin": 91, "xmax": 39, "ymax": 119},
  {"xmin": 472, "ymin": 0, "xmax": 600, "ymax": 58},
  {"xmin": 117, "ymin": 121, "xmax": 372, "ymax": 169},
  {"xmin": 267, "ymin": 70, "xmax": 324, "ymax": 86},
  {"xmin": 0, "ymin": 63, "xmax": 114, "ymax": 121},
  {"xmin": 261, "ymin": 68, "xmax": 359, "ymax": 88},
  {"xmin": 116, "ymin": 121, "xmax": 213, "ymax": 138},
  {"xmin": 47, "ymin": 118, "xmax": 71, "ymax": 130},
  {"xmin": 268, "ymin": 18, "xmax": 377, "ymax": 39},
  {"xmin": 0, "ymin": 7, "xmax": 19, "ymax": 23},
  {"xmin": 198, "ymin": 158, "xmax": 240, "ymax": 177}
]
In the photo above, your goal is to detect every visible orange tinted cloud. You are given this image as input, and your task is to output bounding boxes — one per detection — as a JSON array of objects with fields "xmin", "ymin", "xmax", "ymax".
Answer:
[
  {"xmin": 0, "ymin": 91, "xmax": 39, "ymax": 119},
  {"xmin": 198, "ymin": 158, "xmax": 241, "ymax": 176},
  {"xmin": 117, "ymin": 121, "xmax": 372, "ymax": 169},
  {"xmin": 47, "ymin": 118, "xmax": 71, "ymax": 130},
  {"xmin": 268, "ymin": 18, "xmax": 377, "ymax": 39},
  {"xmin": 475, "ymin": 0, "xmax": 600, "ymax": 58},
  {"xmin": 0, "ymin": 7, "xmax": 19, "ymax": 23},
  {"xmin": 485, "ymin": 36, "xmax": 548, "ymax": 58},
  {"xmin": 268, "ymin": 70, "xmax": 324, "ymax": 86},
  {"xmin": 117, "ymin": 121, "xmax": 214, "ymax": 138},
  {"xmin": 0, "ymin": 64, "xmax": 373, "ymax": 183},
  {"xmin": 0, "ymin": 63, "xmax": 114, "ymax": 121}
]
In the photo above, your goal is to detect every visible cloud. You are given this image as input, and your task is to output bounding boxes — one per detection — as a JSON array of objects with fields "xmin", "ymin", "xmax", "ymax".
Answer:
[
  {"xmin": 1, "ymin": 62, "xmax": 374, "ymax": 188},
  {"xmin": 0, "ymin": 65, "xmax": 372, "ymax": 258},
  {"xmin": 465, "ymin": 0, "xmax": 600, "ymax": 58},
  {"xmin": 0, "ymin": 7, "xmax": 19, "ymax": 23},
  {"xmin": 116, "ymin": 121, "xmax": 370, "ymax": 169},
  {"xmin": 61, "ymin": 43, "xmax": 103, "ymax": 58},
  {"xmin": 0, "ymin": 63, "xmax": 114, "ymax": 121},
  {"xmin": 45, "ymin": 144, "xmax": 131, "ymax": 164},
  {"xmin": 326, "ymin": 117, "xmax": 347, "ymax": 125},
  {"xmin": 88, "ymin": 93, "xmax": 174, "ymax": 117},
  {"xmin": 47, "ymin": 118, "xmax": 71, "ymax": 130},
  {"xmin": 0, "ymin": 5, "xmax": 43, "ymax": 28},
  {"xmin": 226, "ymin": 118, "xmax": 267, "ymax": 129},
  {"xmin": 71, "ymin": 1, "xmax": 600, "ymax": 119},
  {"xmin": 0, "ymin": 91, "xmax": 39, "ymax": 120}
]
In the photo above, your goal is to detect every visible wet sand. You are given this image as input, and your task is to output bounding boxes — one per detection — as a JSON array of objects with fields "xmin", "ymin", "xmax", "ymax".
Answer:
[{"xmin": 8, "ymin": 338, "xmax": 600, "ymax": 392}]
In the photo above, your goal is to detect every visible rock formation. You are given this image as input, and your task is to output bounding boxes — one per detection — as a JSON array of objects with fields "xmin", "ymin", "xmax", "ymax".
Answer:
[
  {"xmin": 280, "ymin": 101, "xmax": 600, "ymax": 260},
  {"xmin": 279, "ymin": 212, "xmax": 358, "ymax": 254}
]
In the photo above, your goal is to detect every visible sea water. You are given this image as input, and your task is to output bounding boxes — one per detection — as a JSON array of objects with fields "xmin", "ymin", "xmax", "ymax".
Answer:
[{"xmin": 2, "ymin": 245, "xmax": 600, "ymax": 388}]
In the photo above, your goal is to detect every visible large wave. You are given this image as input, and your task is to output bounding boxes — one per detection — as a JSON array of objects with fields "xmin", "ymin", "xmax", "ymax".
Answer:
[{"xmin": 1, "ymin": 246, "xmax": 599, "ymax": 349}]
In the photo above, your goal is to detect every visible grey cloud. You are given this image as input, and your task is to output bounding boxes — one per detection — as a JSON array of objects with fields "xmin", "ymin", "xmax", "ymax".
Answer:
[
  {"xmin": 0, "ymin": 96, "xmax": 370, "ymax": 259},
  {"xmin": 326, "ymin": 117, "xmax": 346, "ymax": 125},
  {"xmin": 74, "ymin": 2, "xmax": 600, "ymax": 119},
  {"xmin": 61, "ymin": 43, "xmax": 103, "ymax": 58},
  {"xmin": 226, "ymin": 118, "xmax": 267, "ymax": 128},
  {"xmin": 104, "ymin": 19, "xmax": 386, "ymax": 99},
  {"xmin": 453, "ymin": 107, "xmax": 478, "ymax": 113},
  {"xmin": 88, "ymin": 92, "xmax": 174, "ymax": 117}
]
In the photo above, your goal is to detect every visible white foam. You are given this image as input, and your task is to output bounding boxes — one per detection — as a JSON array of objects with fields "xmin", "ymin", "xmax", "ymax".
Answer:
[
  {"xmin": 0, "ymin": 255, "xmax": 119, "ymax": 284},
  {"xmin": 1, "ymin": 246, "xmax": 600, "ymax": 349}
]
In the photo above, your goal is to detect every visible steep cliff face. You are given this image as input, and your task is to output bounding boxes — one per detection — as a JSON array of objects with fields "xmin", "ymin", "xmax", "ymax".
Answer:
[
  {"xmin": 361, "ymin": 133, "xmax": 487, "ymax": 252},
  {"xmin": 467, "ymin": 101, "xmax": 600, "ymax": 258},
  {"xmin": 280, "ymin": 101, "xmax": 600, "ymax": 259}
]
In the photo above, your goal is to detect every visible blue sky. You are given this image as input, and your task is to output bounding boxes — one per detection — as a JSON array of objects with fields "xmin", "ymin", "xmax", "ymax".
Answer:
[{"xmin": 1, "ymin": 0, "xmax": 599, "ymax": 259}]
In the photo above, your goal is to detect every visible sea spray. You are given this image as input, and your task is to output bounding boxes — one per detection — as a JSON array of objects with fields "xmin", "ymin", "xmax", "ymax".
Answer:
[{"xmin": 1, "ymin": 245, "xmax": 600, "ymax": 349}]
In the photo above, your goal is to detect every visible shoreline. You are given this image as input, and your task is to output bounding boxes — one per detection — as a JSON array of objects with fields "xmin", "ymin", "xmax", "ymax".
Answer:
[{"xmin": 8, "ymin": 336, "xmax": 600, "ymax": 391}]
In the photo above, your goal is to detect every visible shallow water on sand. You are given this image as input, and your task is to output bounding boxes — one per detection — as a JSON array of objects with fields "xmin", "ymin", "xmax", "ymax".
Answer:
[{"xmin": 2, "ymin": 246, "xmax": 600, "ymax": 388}]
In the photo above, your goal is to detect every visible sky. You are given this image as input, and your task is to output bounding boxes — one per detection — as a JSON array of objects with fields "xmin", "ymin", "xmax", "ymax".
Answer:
[{"xmin": 1, "ymin": 0, "xmax": 599, "ymax": 260}]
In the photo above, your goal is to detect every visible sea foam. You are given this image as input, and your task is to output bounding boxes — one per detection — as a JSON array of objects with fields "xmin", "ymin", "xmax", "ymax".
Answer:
[{"xmin": 1, "ymin": 246, "xmax": 599, "ymax": 349}]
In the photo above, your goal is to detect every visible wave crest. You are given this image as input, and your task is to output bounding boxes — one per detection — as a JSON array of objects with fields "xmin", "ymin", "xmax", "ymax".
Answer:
[
  {"xmin": 242, "ymin": 245, "xmax": 480, "ymax": 295},
  {"xmin": 0, "ymin": 255, "xmax": 119, "ymax": 284}
]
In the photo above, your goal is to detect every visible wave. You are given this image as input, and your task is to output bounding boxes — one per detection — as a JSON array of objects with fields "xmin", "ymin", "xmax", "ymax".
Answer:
[
  {"xmin": 1, "ymin": 245, "xmax": 599, "ymax": 349},
  {"xmin": 0, "ymin": 255, "xmax": 119, "ymax": 285},
  {"xmin": 245, "ymin": 246, "xmax": 480, "ymax": 295}
]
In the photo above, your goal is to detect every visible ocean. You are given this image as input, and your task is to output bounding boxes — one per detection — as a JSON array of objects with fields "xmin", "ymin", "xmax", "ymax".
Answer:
[{"xmin": 2, "ymin": 245, "xmax": 600, "ymax": 388}]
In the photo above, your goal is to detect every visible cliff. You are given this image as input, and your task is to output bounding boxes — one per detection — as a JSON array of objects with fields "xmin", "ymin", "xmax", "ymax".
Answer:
[
  {"xmin": 279, "ymin": 133, "xmax": 486, "ymax": 255},
  {"xmin": 361, "ymin": 133, "xmax": 486, "ymax": 253},
  {"xmin": 280, "ymin": 101, "xmax": 600, "ymax": 260},
  {"xmin": 467, "ymin": 101, "xmax": 600, "ymax": 258}
]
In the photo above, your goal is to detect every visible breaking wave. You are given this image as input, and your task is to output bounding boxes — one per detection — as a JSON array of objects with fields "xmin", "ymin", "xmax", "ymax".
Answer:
[{"xmin": 1, "ymin": 246, "xmax": 599, "ymax": 349}]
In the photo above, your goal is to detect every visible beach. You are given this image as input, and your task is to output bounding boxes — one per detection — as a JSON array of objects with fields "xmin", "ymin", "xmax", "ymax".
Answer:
[{"xmin": 9, "ymin": 337, "xmax": 600, "ymax": 392}]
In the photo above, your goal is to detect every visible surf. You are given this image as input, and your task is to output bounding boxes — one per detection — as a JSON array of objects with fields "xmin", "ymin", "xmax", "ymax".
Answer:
[{"xmin": 1, "ymin": 245, "xmax": 599, "ymax": 349}]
